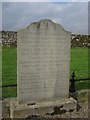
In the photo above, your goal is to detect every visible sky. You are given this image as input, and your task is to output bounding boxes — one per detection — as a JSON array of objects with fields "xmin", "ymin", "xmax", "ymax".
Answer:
[{"xmin": 1, "ymin": 1, "xmax": 89, "ymax": 34}]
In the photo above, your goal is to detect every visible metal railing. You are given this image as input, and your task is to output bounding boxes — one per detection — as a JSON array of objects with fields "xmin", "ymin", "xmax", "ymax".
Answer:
[{"xmin": 69, "ymin": 71, "xmax": 90, "ymax": 93}]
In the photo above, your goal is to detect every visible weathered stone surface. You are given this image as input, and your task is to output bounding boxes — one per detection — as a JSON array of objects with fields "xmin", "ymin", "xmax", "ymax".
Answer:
[
  {"xmin": 17, "ymin": 19, "xmax": 71, "ymax": 104},
  {"xmin": 10, "ymin": 97, "xmax": 77, "ymax": 118},
  {"xmin": 3, "ymin": 90, "xmax": 88, "ymax": 118}
]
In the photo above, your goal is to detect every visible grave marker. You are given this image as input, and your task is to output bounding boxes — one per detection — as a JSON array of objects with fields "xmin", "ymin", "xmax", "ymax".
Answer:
[{"xmin": 17, "ymin": 19, "xmax": 71, "ymax": 104}]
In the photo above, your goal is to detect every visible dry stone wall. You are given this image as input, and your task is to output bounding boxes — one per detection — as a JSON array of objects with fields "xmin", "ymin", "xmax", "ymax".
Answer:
[
  {"xmin": 1, "ymin": 31, "xmax": 17, "ymax": 47},
  {"xmin": 0, "ymin": 31, "xmax": 89, "ymax": 47},
  {"xmin": 71, "ymin": 34, "xmax": 89, "ymax": 47}
]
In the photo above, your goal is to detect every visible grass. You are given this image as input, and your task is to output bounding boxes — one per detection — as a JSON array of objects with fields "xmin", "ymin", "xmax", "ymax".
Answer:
[
  {"xmin": 2, "ymin": 47, "xmax": 17, "ymax": 86},
  {"xmin": 2, "ymin": 87, "xmax": 17, "ymax": 99},
  {"xmin": 76, "ymin": 80, "xmax": 90, "ymax": 91},
  {"xmin": 70, "ymin": 47, "xmax": 88, "ymax": 78},
  {"xmin": 2, "ymin": 47, "xmax": 17, "ymax": 98},
  {"xmin": 2, "ymin": 47, "xmax": 89, "ymax": 98}
]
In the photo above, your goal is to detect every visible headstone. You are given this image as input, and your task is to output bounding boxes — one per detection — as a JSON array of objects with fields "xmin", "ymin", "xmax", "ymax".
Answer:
[{"xmin": 17, "ymin": 19, "xmax": 71, "ymax": 104}]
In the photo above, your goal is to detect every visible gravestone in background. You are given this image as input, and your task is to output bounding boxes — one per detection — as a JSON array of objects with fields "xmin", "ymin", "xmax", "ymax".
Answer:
[{"xmin": 17, "ymin": 19, "xmax": 71, "ymax": 104}]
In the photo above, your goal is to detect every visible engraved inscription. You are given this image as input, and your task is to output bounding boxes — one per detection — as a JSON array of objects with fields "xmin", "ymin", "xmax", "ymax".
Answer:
[{"xmin": 17, "ymin": 19, "xmax": 71, "ymax": 104}]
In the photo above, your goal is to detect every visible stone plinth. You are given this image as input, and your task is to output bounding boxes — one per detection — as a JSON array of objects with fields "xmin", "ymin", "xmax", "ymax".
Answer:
[{"xmin": 10, "ymin": 97, "xmax": 77, "ymax": 118}]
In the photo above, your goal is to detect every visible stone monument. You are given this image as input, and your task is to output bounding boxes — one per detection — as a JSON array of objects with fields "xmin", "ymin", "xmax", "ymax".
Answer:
[
  {"xmin": 10, "ymin": 19, "xmax": 76, "ymax": 118},
  {"xmin": 17, "ymin": 19, "xmax": 71, "ymax": 104}
]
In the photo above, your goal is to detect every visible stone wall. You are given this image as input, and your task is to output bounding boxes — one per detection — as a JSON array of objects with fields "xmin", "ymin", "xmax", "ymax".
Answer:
[
  {"xmin": 0, "ymin": 31, "xmax": 89, "ymax": 47},
  {"xmin": 1, "ymin": 31, "xmax": 17, "ymax": 47},
  {"xmin": 71, "ymin": 34, "xmax": 89, "ymax": 47}
]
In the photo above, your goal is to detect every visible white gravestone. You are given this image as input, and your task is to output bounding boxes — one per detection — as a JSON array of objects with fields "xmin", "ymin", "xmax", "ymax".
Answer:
[{"xmin": 17, "ymin": 19, "xmax": 71, "ymax": 104}]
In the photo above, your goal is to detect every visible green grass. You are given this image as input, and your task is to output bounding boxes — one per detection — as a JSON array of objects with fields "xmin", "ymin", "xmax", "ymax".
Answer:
[
  {"xmin": 2, "ymin": 87, "xmax": 17, "ymax": 99},
  {"xmin": 2, "ymin": 47, "xmax": 17, "ymax": 98},
  {"xmin": 70, "ymin": 47, "xmax": 88, "ymax": 78},
  {"xmin": 2, "ymin": 47, "xmax": 89, "ymax": 98},
  {"xmin": 76, "ymin": 80, "xmax": 90, "ymax": 91},
  {"xmin": 71, "ymin": 47, "xmax": 89, "ymax": 91},
  {"xmin": 2, "ymin": 47, "xmax": 17, "ymax": 86}
]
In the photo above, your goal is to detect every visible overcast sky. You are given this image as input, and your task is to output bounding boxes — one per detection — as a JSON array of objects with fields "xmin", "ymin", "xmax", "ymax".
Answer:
[{"xmin": 2, "ymin": 1, "xmax": 88, "ymax": 34}]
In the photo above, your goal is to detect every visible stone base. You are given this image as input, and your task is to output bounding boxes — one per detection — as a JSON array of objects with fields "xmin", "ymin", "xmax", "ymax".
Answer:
[{"xmin": 10, "ymin": 97, "xmax": 77, "ymax": 118}]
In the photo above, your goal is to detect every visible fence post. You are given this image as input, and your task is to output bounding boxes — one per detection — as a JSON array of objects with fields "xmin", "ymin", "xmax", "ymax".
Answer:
[{"xmin": 69, "ymin": 71, "xmax": 76, "ymax": 93}]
